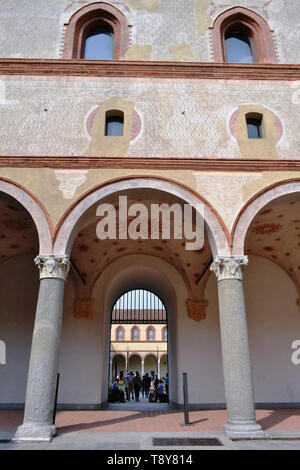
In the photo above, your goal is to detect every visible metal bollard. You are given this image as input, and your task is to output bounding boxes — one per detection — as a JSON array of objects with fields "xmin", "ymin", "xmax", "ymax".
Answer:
[
  {"xmin": 52, "ymin": 373, "xmax": 60, "ymax": 425},
  {"xmin": 183, "ymin": 372, "xmax": 190, "ymax": 426}
]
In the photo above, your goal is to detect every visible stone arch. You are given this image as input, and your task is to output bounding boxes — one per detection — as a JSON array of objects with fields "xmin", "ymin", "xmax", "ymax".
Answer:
[
  {"xmin": 53, "ymin": 176, "xmax": 230, "ymax": 257},
  {"xmin": 232, "ymin": 179, "xmax": 300, "ymax": 255},
  {"xmin": 0, "ymin": 178, "xmax": 52, "ymax": 254},
  {"xmin": 93, "ymin": 253, "xmax": 186, "ymax": 405}
]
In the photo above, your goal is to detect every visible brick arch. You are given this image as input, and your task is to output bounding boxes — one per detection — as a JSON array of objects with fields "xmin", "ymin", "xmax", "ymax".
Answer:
[
  {"xmin": 209, "ymin": 6, "xmax": 278, "ymax": 63},
  {"xmin": 232, "ymin": 179, "xmax": 300, "ymax": 255},
  {"xmin": 0, "ymin": 177, "xmax": 52, "ymax": 254},
  {"xmin": 61, "ymin": 2, "xmax": 130, "ymax": 59},
  {"xmin": 53, "ymin": 176, "xmax": 230, "ymax": 257}
]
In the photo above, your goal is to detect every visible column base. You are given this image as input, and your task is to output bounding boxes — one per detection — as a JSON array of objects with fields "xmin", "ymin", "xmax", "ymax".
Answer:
[
  {"xmin": 223, "ymin": 420, "xmax": 266, "ymax": 440},
  {"xmin": 12, "ymin": 422, "xmax": 57, "ymax": 442}
]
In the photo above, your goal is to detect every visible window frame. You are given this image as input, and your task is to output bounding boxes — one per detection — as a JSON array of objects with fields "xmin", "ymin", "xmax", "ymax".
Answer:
[
  {"xmin": 209, "ymin": 6, "xmax": 278, "ymax": 64},
  {"xmin": 246, "ymin": 113, "xmax": 264, "ymax": 139},
  {"xmin": 61, "ymin": 2, "xmax": 130, "ymax": 60},
  {"xmin": 224, "ymin": 25, "xmax": 255, "ymax": 63},
  {"xmin": 105, "ymin": 110, "xmax": 124, "ymax": 136},
  {"xmin": 116, "ymin": 326, "xmax": 125, "ymax": 342},
  {"xmin": 131, "ymin": 326, "xmax": 140, "ymax": 341}
]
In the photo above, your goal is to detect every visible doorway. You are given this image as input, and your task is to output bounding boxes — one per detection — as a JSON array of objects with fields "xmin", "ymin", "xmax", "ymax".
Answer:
[{"xmin": 109, "ymin": 289, "xmax": 168, "ymax": 405}]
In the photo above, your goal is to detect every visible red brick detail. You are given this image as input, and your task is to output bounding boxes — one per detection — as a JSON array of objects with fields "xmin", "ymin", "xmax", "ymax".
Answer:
[
  {"xmin": 2, "ymin": 156, "xmax": 300, "ymax": 172},
  {"xmin": 1, "ymin": 59, "xmax": 299, "ymax": 80},
  {"xmin": 61, "ymin": 2, "xmax": 130, "ymax": 59},
  {"xmin": 209, "ymin": 6, "xmax": 278, "ymax": 64}
]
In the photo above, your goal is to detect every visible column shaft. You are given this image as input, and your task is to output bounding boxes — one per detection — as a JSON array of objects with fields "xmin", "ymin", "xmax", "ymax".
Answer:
[
  {"xmin": 211, "ymin": 256, "xmax": 264, "ymax": 439},
  {"xmin": 14, "ymin": 255, "xmax": 69, "ymax": 442}
]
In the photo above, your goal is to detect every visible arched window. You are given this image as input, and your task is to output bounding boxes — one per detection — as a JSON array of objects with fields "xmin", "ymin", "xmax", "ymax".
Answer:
[
  {"xmin": 61, "ymin": 3, "xmax": 130, "ymax": 59},
  {"xmin": 132, "ymin": 326, "xmax": 139, "ymax": 341},
  {"xmin": 162, "ymin": 327, "xmax": 168, "ymax": 342},
  {"xmin": 147, "ymin": 327, "xmax": 154, "ymax": 341},
  {"xmin": 246, "ymin": 113, "xmax": 263, "ymax": 138},
  {"xmin": 82, "ymin": 26, "xmax": 114, "ymax": 60},
  {"xmin": 116, "ymin": 327, "xmax": 124, "ymax": 341},
  {"xmin": 105, "ymin": 110, "xmax": 124, "ymax": 136},
  {"xmin": 209, "ymin": 7, "xmax": 278, "ymax": 64},
  {"xmin": 225, "ymin": 28, "xmax": 254, "ymax": 63}
]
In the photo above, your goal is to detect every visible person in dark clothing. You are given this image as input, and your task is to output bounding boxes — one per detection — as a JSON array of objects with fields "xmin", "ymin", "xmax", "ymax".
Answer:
[
  {"xmin": 143, "ymin": 373, "xmax": 151, "ymax": 398},
  {"xmin": 154, "ymin": 374, "xmax": 160, "ymax": 402},
  {"xmin": 133, "ymin": 371, "xmax": 142, "ymax": 402}
]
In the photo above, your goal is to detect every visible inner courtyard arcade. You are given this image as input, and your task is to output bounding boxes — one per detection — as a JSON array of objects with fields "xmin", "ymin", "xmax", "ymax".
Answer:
[
  {"xmin": 1, "ymin": 177, "xmax": 300, "ymax": 441},
  {"xmin": 0, "ymin": 0, "xmax": 300, "ymax": 445}
]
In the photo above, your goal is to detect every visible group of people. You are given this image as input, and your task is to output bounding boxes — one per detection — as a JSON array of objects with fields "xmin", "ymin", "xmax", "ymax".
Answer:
[{"xmin": 111, "ymin": 371, "xmax": 168, "ymax": 403}]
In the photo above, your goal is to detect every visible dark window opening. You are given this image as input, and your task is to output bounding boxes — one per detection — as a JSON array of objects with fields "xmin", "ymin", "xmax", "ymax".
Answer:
[
  {"xmin": 105, "ymin": 111, "xmax": 124, "ymax": 136},
  {"xmin": 225, "ymin": 29, "xmax": 254, "ymax": 63},
  {"xmin": 246, "ymin": 115, "xmax": 263, "ymax": 138},
  {"xmin": 83, "ymin": 26, "xmax": 114, "ymax": 60}
]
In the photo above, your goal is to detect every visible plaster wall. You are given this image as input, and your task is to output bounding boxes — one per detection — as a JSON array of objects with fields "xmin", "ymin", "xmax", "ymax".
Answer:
[
  {"xmin": 0, "ymin": 1, "xmax": 298, "ymax": 63},
  {"xmin": 0, "ymin": 77, "xmax": 298, "ymax": 159},
  {"xmin": 0, "ymin": 253, "xmax": 38, "ymax": 405}
]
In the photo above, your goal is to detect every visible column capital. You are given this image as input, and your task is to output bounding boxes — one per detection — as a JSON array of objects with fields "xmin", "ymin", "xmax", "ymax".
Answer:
[
  {"xmin": 210, "ymin": 255, "xmax": 248, "ymax": 282},
  {"xmin": 34, "ymin": 255, "xmax": 70, "ymax": 281}
]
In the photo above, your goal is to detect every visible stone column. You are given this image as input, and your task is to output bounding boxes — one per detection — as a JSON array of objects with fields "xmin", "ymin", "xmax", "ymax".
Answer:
[
  {"xmin": 141, "ymin": 358, "xmax": 145, "ymax": 376},
  {"xmin": 210, "ymin": 256, "xmax": 264, "ymax": 439},
  {"xmin": 13, "ymin": 255, "xmax": 70, "ymax": 442},
  {"xmin": 110, "ymin": 358, "xmax": 113, "ymax": 382}
]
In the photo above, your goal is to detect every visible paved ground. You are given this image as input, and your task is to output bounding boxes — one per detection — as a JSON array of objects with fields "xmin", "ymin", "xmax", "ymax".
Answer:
[{"xmin": 2, "ymin": 399, "xmax": 300, "ymax": 450}]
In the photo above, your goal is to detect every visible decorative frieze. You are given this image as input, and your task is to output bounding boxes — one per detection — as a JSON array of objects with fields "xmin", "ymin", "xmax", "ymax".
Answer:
[
  {"xmin": 210, "ymin": 256, "xmax": 248, "ymax": 282},
  {"xmin": 34, "ymin": 255, "xmax": 70, "ymax": 281}
]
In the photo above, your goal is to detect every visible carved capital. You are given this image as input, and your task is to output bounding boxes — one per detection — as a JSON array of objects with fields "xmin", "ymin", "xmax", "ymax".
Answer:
[
  {"xmin": 186, "ymin": 299, "xmax": 208, "ymax": 322},
  {"xmin": 35, "ymin": 255, "xmax": 70, "ymax": 281},
  {"xmin": 210, "ymin": 256, "xmax": 248, "ymax": 282}
]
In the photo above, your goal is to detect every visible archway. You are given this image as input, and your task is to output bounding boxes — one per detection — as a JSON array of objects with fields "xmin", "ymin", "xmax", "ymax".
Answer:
[
  {"xmin": 235, "ymin": 183, "xmax": 300, "ymax": 406},
  {"xmin": 52, "ymin": 177, "xmax": 226, "ymax": 410},
  {"xmin": 109, "ymin": 289, "xmax": 168, "ymax": 405},
  {"xmin": 0, "ymin": 187, "xmax": 46, "ymax": 408}
]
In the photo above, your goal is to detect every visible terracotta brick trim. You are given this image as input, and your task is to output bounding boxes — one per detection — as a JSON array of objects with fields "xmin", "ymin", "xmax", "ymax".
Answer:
[
  {"xmin": 1, "ymin": 155, "xmax": 300, "ymax": 172},
  {"xmin": 0, "ymin": 59, "xmax": 299, "ymax": 80},
  {"xmin": 61, "ymin": 2, "xmax": 130, "ymax": 59},
  {"xmin": 209, "ymin": 6, "xmax": 278, "ymax": 63},
  {"xmin": 231, "ymin": 178, "xmax": 300, "ymax": 254}
]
